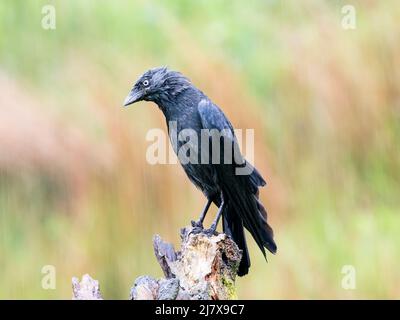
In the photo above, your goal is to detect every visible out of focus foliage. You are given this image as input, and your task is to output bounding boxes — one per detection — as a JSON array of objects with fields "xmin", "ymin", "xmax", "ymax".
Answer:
[{"xmin": 0, "ymin": 0, "xmax": 399, "ymax": 298}]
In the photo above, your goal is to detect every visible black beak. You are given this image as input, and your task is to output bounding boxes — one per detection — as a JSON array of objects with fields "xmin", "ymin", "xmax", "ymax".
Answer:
[{"xmin": 123, "ymin": 88, "xmax": 142, "ymax": 107}]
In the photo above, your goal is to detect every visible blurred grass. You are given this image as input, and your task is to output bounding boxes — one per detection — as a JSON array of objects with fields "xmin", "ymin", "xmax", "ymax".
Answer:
[{"xmin": 0, "ymin": 0, "xmax": 399, "ymax": 299}]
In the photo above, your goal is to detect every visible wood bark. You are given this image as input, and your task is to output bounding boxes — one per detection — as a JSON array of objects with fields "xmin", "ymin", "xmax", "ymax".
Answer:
[{"xmin": 72, "ymin": 226, "xmax": 242, "ymax": 300}]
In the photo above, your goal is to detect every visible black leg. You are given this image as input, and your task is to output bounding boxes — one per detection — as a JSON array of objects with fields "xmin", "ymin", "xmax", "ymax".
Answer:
[
  {"xmin": 208, "ymin": 194, "xmax": 225, "ymax": 234},
  {"xmin": 192, "ymin": 198, "xmax": 212, "ymax": 228}
]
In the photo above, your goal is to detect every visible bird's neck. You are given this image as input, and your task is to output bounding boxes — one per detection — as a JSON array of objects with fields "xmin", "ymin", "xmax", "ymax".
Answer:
[
  {"xmin": 153, "ymin": 94, "xmax": 174, "ymax": 114},
  {"xmin": 154, "ymin": 86, "xmax": 200, "ymax": 117}
]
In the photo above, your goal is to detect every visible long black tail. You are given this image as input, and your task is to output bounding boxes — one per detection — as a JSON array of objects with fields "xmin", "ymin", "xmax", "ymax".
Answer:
[
  {"xmin": 222, "ymin": 204, "xmax": 251, "ymax": 276},
  {"xmin": 221, "ymin": 168, "xmax": 276, "ymax": 276}
]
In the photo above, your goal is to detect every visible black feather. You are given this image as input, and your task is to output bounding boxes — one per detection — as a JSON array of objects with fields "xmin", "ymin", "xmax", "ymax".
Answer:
[{"xmin": 126, "ymin": 67, "xmax": 277, "ymax": 276}]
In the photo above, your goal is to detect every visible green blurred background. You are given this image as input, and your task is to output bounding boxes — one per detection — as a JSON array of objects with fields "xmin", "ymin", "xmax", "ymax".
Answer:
[{"xmin": 0, "ymin": 0, "xmax": 399, "ymax": 299}]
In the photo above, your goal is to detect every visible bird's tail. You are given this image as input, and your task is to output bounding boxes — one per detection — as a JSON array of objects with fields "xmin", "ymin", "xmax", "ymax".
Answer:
[
  {"xmin": 253, "ymin": 196, "xmax": 277, "ymax": 254},
  {"xmin": 222, "ymin": 204, "xmax": 251, "ymax": 276},
  {"xmin": 222, "ymin": 176, "xmax": 276, "ymax": 276}
]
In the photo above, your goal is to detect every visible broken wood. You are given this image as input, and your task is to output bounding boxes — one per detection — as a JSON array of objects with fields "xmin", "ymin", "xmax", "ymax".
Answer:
[
  {"xmin": 72, "ymin": 274, "xmax": 103, "ymax": 300},
  {"xmin": 72, "ymin": 225, "xmax": 242, "ymax": 300}
]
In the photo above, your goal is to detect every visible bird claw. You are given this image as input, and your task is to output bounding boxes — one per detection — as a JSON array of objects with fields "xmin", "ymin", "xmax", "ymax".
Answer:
[
  {"xmin": 203, "ymin": 226, "xmax": 218, "ymax": 237},
  {"xmin": 190, "ymin": 220, "xmax": 204, "ymax": 235},
  {"xmin": 190, "ymin": 220, "xmax": 217, "ymax": 236},
  {"xmin": 191, "ymin": 220, "xmax": 203, "ymax": 229}
]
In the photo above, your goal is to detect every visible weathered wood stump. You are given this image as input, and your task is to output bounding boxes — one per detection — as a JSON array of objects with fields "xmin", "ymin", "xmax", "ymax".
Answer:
[
  {"xmin": 72, "ymin": 226, "xmax": 242, "ymax": 300},
  {"xmin": 72, "ymin": 274, "xmax": 103, "ymax": 300}
]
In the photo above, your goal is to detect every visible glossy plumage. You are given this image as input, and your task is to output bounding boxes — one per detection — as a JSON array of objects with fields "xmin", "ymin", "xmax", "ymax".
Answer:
[{"xmin": 124, "ymin": 67, "xmax": 276, "ymax": 276}]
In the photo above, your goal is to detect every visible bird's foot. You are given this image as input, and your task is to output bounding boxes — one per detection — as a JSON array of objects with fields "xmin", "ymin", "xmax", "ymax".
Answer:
[
  {"xmin": 190, "ymin": 220, "xmax": 218, "ymax": 236},
  {"xmin": 190, "ymin": 220, "xmax": 204, "ymax": 234},
  {"xmin": 191, "ymin": 219, "xmax": 204, "ymax": 229},
  {"xmin": 203, "ymin": 224, "xmax": 218, "ymax": 237}
]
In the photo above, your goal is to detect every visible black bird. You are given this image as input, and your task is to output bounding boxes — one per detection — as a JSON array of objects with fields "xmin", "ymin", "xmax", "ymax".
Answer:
[{"xmin": 123, "ymin": 67, "xmax": 276, "ymax": 276}]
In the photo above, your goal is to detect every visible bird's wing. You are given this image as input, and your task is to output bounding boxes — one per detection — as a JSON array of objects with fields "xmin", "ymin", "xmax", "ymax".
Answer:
[
  {"xmin": 197, "ymin": 99, "xmax": 236, "ymax": 139},
  {"xmin": 197, "ymin": 99, "xmax": 275, "ymax": 258},
  {"xmin": 197, "ymin": 99, "xmax": 266, "ymax": 188}
]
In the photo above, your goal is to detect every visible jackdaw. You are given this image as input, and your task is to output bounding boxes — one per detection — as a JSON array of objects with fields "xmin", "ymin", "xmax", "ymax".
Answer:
[{"xmin": 123, "ymin": 67, "xmax": 276, "ymax": 276}]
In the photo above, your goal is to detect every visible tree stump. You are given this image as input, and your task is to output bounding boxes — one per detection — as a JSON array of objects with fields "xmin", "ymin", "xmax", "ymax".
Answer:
[
  {"xmin": 72, "ymin": 226, "xmax": 242, "ymax": 300},
  {"xmin": 72, "ymin": 274, "xmax": 103, "ymax": 300}
]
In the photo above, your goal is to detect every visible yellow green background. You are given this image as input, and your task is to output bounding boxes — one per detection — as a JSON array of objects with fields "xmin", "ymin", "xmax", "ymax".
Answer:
[{"xmin": 0, "ymin": 0, "xmax": 399, "ymax": 299}]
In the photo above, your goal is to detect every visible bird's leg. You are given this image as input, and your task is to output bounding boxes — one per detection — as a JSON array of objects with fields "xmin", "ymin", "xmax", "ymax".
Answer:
[
  {"xmin": 191, "ymin": 198, "xmax": 212, "ymax": 229},
  {"xmin": 206, "ymin": 194, "xmax": 225, "ymax": 235}
]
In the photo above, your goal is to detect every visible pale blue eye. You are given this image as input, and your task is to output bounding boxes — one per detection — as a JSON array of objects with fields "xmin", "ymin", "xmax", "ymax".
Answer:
[{"xmin": 143, "ymin": 80, "xmax": 150, "ymax": 86}]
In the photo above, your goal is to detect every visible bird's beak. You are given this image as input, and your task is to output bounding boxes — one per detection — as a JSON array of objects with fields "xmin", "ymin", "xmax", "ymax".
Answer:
[{"xmin": 123, "ymin": 88, "xmax": 142, "ymax": 107}]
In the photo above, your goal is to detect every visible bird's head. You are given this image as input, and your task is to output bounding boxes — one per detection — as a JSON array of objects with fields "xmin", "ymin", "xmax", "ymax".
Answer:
[{"xmin": 123, "ymin": 67, "xmax": 191, "ymax": 107}]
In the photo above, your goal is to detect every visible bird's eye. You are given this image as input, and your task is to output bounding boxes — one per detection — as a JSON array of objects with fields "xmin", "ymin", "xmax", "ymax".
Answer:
[{"xmin": 143, "ymin": 80, "xmax": 150, "ymax": 86}]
